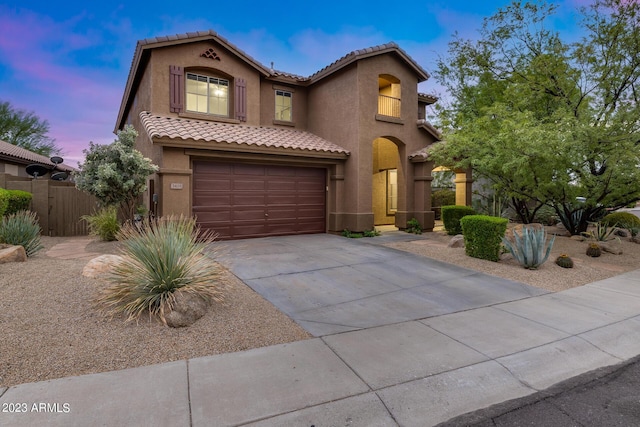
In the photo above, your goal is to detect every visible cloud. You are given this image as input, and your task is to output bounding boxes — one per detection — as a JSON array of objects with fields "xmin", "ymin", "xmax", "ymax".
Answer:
[{"xmin": 0, "ymin": 6, "xmax": 127, "ymax": 165}]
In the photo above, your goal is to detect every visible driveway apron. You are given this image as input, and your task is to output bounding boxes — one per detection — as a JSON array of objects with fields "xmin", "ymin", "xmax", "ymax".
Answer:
[{"xmin": 214, "ymin": 233, "xmax": 547, "ymax": 336}]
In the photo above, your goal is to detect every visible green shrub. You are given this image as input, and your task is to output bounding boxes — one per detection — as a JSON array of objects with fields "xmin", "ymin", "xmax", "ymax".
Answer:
[
  {"xmin": 406, "ymin": 218, "xmax": 422, "ymax": 235},
  {"xmin": 82, "ymin": 206, "xmax": 120, "ymax": 241},
  {"xmin": 0, "ymin": 188, "xmax": 9, "ymax": 217},
  {"xmin": 460, "ymin": 215, "xmax": 508, "ymax": 262},
  {"xmin": 94, "ymin": 215, "xmax": 224, "ymax": 325},
  {"xmin": 432, "ymin": 189, "xmax": 456, "ymax": 207},
  {"xmin": 0, "ymin": 210, "xmax": 43, "ymax": 256},
  {"xmin": 5, "ymin": 190, "xmax": 32, "ymax": 215},
  {"xmin": 442, "ymin": 205, "xmax": 476, "ymax": 235},
  {"xmin": 534, "ymin": 205, "xmax": 558, "ymax": 226},
  {"xmin": 601, "ymin": 212, "xmax": 640, "ymax": 230},
  {"xmin": 502, "ymin": 226, "xmax": 555, "ymax": 269}
]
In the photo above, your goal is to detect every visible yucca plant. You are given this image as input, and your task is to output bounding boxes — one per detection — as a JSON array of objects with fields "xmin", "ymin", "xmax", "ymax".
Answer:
[
  {"xmin": 95, "ymin": 215, "xmax": 224, "ymax": 324},
  {"xmin": 581, "ymin": 221, "xmax": 618, "ymax": 242},
  {"xmin": 502, "ymin": 226, "xmax": 555, "ymax": 270},
  {"xmin": 0, "ymin": 210, "xmax": 43, "ymax": 257},
  {"xmin": 82, "ymin": 206, "xmax": 120, "ymax": 241}
]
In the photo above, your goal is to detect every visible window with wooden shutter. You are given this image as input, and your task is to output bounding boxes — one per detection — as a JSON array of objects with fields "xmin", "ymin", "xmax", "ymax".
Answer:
[
  {"xmin": 235, "ymin": 78, "xmax": 247, "ymax": 122},
  {"xmin": 170, "ymin": 66, "xmax": 184, "ymax": 113}
]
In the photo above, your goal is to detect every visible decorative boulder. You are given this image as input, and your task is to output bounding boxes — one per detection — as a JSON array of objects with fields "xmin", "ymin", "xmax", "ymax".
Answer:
[
  {"xmin": 164, "ymin": 292, "xmax": 210, "ymax": 328},
  {"xmin": 0, "ymin": 244, "xmax": 27, "ymax": 264},
  {"xmin": 600, "ymin": 242, "xmax": 623, "ymax": 255},
  {"xmin": 448, "ymin": 235, "xmax": 465, "ymax": 248},
  {"xmin": 82, "ymin": 254, "xmax": 124, "ymax": 278}
]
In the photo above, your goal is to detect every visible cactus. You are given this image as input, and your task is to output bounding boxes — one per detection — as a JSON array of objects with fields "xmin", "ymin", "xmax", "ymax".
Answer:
[
  {"xmin": 586, "ymin": 243, "xmax": 602, "ymax": 257},
  {"xmin": 501, "ymin": 226, "xmax": 555, "ymax": 269},
  {"xmin": 555, "ymin": 254, "xmax": 574, "ymax": 268}
]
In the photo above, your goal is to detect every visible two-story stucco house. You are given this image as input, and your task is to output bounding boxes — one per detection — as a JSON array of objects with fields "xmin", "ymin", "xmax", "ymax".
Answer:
[{"xmin": 115, "ymin": 30, "xmax": 470, "ymax": 239}]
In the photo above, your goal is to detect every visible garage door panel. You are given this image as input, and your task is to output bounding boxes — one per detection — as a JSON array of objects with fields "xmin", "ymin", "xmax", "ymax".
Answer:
[{"xmin": 193, "ymin": 161, "xmax": 326, "ymax": 239}]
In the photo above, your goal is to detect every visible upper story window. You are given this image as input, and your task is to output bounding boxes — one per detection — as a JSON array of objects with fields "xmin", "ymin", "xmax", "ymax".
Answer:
[
  {"xmin": 378, "ymin": 74, "xmax": 401, "ymax": 118},
  {"xmin": 186, "ymin": 72, "xmax": 229, "ymax": 116},
  {"xmin": 275, "ymin": 90, "xmax": 293, "ymax": 122}
]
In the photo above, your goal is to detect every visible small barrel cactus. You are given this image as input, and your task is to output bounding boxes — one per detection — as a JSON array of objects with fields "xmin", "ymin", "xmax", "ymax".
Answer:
[
  {"xmin": 586, "ymin": 243, "xmax": 602, "ymax": 257},
  {"xmin": 555, "ymin": 254, "xmax": 574, "ymax": 268}
]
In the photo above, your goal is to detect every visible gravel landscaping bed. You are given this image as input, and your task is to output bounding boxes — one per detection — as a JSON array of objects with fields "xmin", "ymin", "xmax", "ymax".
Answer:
[
  {"xmin": 386, "ymin": 227, "xmax": 640, "ymax": 292},
  {"xmin": 2, "ymin": 227, "xmax": 639, "ymax": 388},
  {"xmin": 0, "ymin": 237, "xmax": 310, "ymax": 387}
]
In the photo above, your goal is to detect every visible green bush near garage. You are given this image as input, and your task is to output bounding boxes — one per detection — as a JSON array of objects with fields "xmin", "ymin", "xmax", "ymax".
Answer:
[
  {"xmin": 441, "ymin": 205, "xmax": 476, "ymax": 235},
  {"xmin": 5, "ymin": 190, "xmax": 32, "ymax": 215},
  {"xmin": 460, "ymin": 215, "xmax": 508, "ymax": 262}
]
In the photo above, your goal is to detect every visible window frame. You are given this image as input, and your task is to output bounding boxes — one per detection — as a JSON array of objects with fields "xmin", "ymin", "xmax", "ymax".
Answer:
[
  {"xmin": 275, "ymin": 89, "xmax": 293, "ymax": 122},
  {"xmin": 185, "ymin": 72, "xmax": 230, "ymax": 117}
]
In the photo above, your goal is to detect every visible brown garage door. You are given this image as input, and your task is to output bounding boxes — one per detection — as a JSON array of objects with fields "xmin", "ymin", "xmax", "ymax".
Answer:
[{"xmin": 193, "ymin": 161, "xmax": 326, "ymax": 239}]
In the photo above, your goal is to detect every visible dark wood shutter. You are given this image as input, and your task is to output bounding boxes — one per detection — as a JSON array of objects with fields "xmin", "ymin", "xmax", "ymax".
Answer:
[
  {"xmin": 235, "ymin": 78, "xmax": 247, "ymax": 122},
  {"xmin": 170, "ymin": 66, "xmax": 184, "ymax": 113}
]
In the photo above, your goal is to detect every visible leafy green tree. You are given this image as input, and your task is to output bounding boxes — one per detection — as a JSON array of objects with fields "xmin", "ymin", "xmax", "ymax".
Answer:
[
  {"xmin": 430, "ymin": 0, "xmax": 640, "ymax": 234},
  {"xmin": 74, "ymin": 125, "xmax": 158, "ymax": 219},
  {"xmin": 0, "ymin": 100, "xmax": 60, "ymax": 156}
]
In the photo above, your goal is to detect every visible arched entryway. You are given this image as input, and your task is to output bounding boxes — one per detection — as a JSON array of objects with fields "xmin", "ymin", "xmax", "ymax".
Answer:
[{"xmin": 372, "ymin": 137, "xmax": 402, "ymax": 226}]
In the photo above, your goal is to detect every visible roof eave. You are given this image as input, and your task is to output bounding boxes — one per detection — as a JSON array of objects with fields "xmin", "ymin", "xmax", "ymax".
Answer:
[{"xmin": 153, "ymin": 137, "xmax": 349, "ymax": 160}]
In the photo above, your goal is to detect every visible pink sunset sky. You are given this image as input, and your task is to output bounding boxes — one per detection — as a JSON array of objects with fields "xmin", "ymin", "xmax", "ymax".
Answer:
[{"xmin": 0, "ymin": 0, "xmax": 588, "ymax": 167}]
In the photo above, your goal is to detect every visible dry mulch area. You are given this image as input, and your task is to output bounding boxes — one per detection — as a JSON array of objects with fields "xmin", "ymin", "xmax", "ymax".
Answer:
[
  {"xmin": 386, "ymin": 225, "xmax": 640, "ymax": 292},
  {"xmin": 0, "ymin": 237, "xmax": 310, "ymax": 387}
]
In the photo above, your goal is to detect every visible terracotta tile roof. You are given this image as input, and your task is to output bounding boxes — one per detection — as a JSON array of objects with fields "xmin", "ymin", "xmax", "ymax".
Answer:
[
  {"xmin": 0, "ymin": 139, "xmax": 75, "ymax": 171},
  {"xmin": 416, "ymin": 119, "xmax": 442, "ymax": 141},
  {"xmin": 418, "ymin": 92, "xmax": 439, "ymax": 104},
  {"xmin": 139, "ymin": 112, "xmax": 350, "ymax": 157},
  {"xmin": 309, "ymin": 42, "xmax": 430, "ymax": 83}
]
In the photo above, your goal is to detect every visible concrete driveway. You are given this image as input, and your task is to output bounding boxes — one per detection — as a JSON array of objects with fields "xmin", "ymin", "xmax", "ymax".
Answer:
[{"xmin": 214, "ymin": 233, "xmax": 547, "ymax": 336}]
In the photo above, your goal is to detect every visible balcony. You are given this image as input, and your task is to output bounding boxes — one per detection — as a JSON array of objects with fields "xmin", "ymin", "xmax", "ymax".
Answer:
[{"xmin": 378, "ymin": 94, "xmax": 401, "ymax": 118}]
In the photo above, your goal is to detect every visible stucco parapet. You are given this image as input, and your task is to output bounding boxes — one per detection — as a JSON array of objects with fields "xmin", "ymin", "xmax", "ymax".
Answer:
[{"xmin": 157, "ymin": 168, "xmax": 193, "ymax": 176}]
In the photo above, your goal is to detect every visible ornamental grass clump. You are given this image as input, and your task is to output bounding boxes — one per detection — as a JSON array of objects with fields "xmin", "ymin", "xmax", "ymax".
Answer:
[
  {"xmin": 95, "ymin": 215, "xmax": 224, "ymax": 325},
  {"xmin": 82, "ymin": 206, "xmax": 120, "ymax": 241},
  {"xmin": 0, "ymin": 210, "xmax": 43, "ymax": 257},
  {"xmin": 502, "ymin": 226, "xmax": 555, "ymax": 270}
]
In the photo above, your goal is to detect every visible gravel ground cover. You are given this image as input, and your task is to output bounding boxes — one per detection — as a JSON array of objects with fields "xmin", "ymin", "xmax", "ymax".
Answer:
[
  {"xmin": 0, "ymin": 237, "xmax": 310, "ymax": 387},
  {"xmin": 387, "ymin": 226, "xmax": 640, "ymax": 292},
  {"xmin": 2, "ymin": 227, "xmax": 639, "ymax": 387}
]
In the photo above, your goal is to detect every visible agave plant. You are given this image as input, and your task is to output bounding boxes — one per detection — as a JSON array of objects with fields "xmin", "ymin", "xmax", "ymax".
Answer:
[
  {"xmin": 95, "ymin": 215, "xmax": 224, "ymax": 324},
  {"xmin": 502, "ymin": 226, "xmax": 555, "ymax": 270}
]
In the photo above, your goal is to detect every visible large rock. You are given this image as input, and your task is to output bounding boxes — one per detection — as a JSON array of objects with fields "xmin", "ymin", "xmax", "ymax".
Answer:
[
  {"xmin": 448, "ymin": 235, "xmax": 465, "ymax": 248},
  {"xmin": 0, "ymin": 244, "xmax": 27, "ymax": 263},
  {"xmin": 164, "ymin": 291, "xmax": 210, "ymax": 328},
  {"xmin": 600, "ymin": 242, "xmax": 623, "ymax": 255},
  {"xmin": 82, "ymin": 254, "xmax": 124, "ymax": 278}
]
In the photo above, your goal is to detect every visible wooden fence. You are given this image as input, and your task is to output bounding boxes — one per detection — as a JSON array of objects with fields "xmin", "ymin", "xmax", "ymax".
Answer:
[{"xmin": 0, "ymin": 173, "xmax": 98, "ymax": 236}]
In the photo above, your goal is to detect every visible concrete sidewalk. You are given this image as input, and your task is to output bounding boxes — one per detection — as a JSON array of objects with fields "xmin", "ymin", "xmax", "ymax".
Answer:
[{"xmin": 2, "ymin": 235, "xmax": 640, "ymax": 426}]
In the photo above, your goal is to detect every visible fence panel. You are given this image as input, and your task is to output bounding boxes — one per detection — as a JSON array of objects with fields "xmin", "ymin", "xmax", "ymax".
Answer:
[{"xmin": 1, "ymin": 173, "xmax": 98, "ymax": 236}]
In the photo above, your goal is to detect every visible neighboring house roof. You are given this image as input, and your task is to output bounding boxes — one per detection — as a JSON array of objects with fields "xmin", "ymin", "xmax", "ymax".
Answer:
[
  {"xmin": 139, "ymin": 111, "xmax": 350, "ymax": 159},
  {"xmin": 116, "ymin": 30, "xmax": 436, "ymax": 131},
  {"xmin": 0, "ymin": 139, "xmax": 75, "ymax": 172}
]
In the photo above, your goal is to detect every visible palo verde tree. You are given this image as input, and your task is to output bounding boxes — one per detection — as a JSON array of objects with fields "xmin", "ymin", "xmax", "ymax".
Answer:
[
  {"xmin": 429, "ymin": 0, "xmax": 640, "ymax": 234},
  {"xmin": 0, "ymin": 100, "xmax": 61, "ymax": 157},
  {"xmin": 74, "ymin": 125, "xmax": 158, "ymax": 219}
]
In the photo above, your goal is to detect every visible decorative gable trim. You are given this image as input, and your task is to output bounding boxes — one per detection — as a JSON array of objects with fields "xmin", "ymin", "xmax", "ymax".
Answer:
[
  {"xmin": 169, "ymin": 65, "xmax": 184, "ymax": 113},
  {"xmin": 201, "ymin": 48, "xmax": 221, "ymax": 61}
]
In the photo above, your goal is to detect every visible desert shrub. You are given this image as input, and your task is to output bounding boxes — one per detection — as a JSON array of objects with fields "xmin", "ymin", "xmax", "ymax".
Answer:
[
  {"xmin": 94, "ymin": 215, "xmax": 224, "ymax": 324},
  {"xmin": 601, "ymin": 212, "xmax": 640, "ymax": 230},
  {"xmin": 0, "ymin": 210, "xmax": 43, "ymax": 256},
  {"xmin": 502, "ymin": 226, "xmax": 555, "ymax": 269},
  {"xmin": 460, "ymin": 215, "xmax": 508, "ymax": 262},
  {"xmin": 534, "ymin": 205, "xmax": 558, "ymax": 226},
  {"xmin": 406, "ymin": 218, "xmax": 423, "ymax": 235},
  {"xmin": 4, "ymin": 190, "xmax": 32, "ymax": 215},
  {"xmin": 82, "ymin": 206, "xmax": 120, "ymax": 241},
  {"xmin": 582, "ymin": 222, "xmax": 618, "ymax": 242},
  {"xmin": 0, "ymin": 188, "xmax": 9, "ymax": 217},
  {"xmin": 442, "ymin": 205, "xmax": 476, "ymax": 235}
]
